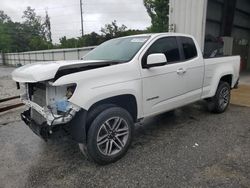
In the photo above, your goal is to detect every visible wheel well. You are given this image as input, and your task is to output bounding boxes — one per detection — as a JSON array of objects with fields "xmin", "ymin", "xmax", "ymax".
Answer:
[
  {"xmin": 220, "ymin": 74, "xmax": 232, "ymax": 87},
  {"xmin": 88, "ymin": 94, "xmax": 138, "ymax": 122}
]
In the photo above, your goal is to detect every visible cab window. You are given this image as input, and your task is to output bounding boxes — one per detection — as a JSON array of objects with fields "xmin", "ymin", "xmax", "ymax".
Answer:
[
  {"xmin": 146, "ymin": 37, "xmax": 181, "ymax": 63},
  {"xmin": 179, "ymin": 37, "xmax": 197, "ymax": 60}
]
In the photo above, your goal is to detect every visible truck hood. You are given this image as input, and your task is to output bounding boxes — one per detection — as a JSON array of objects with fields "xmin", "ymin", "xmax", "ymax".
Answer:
[{"xmin": 12, "ymin": 60, "xmax": 119, "ymax": 83}]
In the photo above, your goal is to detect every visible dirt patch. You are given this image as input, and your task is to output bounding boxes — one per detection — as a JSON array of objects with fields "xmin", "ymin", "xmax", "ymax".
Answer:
[{"xmin": 231, "ymin": 85, "xmax": 250, "ymax": 107}]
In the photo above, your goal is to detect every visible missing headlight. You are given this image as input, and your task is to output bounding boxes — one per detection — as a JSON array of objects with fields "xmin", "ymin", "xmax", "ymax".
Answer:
[{"xmin": 66, "ymin": 84, "xmax": 76, "ymax": 99}]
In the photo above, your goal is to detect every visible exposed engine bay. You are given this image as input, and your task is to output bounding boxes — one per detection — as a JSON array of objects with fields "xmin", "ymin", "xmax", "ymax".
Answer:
[{"xmin": 20, "ymin": 82, "xmax": 80, "ymax": 127}]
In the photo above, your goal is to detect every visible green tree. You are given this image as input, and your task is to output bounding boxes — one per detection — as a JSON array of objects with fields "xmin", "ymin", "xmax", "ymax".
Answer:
[
  {"xmin": 4, "ymin": 22, "xmax": 27, "ymax": 52},
  {"xmin": 29, "ymin": 36, "xmax": 53, "ymax": 50},
  {"xmin": 101, "ymin": 20, "xmax": 127, "ymax": 39},
  {"xmin": 44, "ymin": 10, "xmax": 52, "ymax": 42},
  {"xmin": 0, "ymin": 11, "xmax": 12, "ymax": 52},
  {"xmin": 22, "ymin": 7, "xmax": 44, "ymax": 37},
  {"xmin": 59, "ymin": 36, "xmax": 79, "ymax": 48},
  {"xmin": 0, "ymin": 23, "xmax": 12, "ymax": 52},
  {"xmin": 58, "ymin": 22, "xmax": 150, "ymax": 49},
  {"xmin": 0, "ymin": 11, "xmax": 11, "ymax": 23},
  {"xmin": 0, "ymin": 8, "xmax": 53, "ymax": 52},
  {"xmin": 21, "ymin": 7, "xmax": 52, "ymax": 50},
  {"xmin": 143, "ymin": 0, "xmax": 169, "ymax": 32},
  {"xmin": 80, "ymin": 32, "xmax": 104, "ymax": 46}
]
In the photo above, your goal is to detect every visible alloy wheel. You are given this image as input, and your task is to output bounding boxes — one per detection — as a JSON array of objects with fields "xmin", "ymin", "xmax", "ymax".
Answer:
[
  {"xmin": 96, "ymin": 117, "xmax": 129, "ymax": 156},
  {"xmin": 219, "ymin": 87, "xmax": 230, "ymax": 109}
]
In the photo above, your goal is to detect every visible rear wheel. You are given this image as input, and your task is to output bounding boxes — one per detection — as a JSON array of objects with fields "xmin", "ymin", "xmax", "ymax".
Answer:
[
  {"xmin": 207, "ymin": 81, "xmax": 231, "ymax": 113},
  {"xmin": 82, "ymin": 106, "xmax": 134, "ymax": 165}
]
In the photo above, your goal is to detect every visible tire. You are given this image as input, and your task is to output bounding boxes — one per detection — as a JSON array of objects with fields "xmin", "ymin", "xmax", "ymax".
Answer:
[
  {"xmin": 207, "ymin": 81, "xmax": 231, "ymax": 113},
  {"xmin": 86, "ymin": 104, "xmax": 116, "ymax": 131},
  {"xmin": 84, "ymin": 106, "xmax": 134, "ymax": 165},
  {"xmin": 78, "ymin": 104, "xmax": 116, "ymax": 159}
]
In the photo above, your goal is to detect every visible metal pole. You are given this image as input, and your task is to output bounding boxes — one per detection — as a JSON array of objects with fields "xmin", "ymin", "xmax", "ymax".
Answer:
[
  {"xmin": 29, "ymin": 53, "xmax": 31, "ymax": 64},
  {"xmin": 52, "ymin": 51, "xmax": 55, "ymax": 61},
  {"xmin": 23, "ymin": 53, "xmax": 25, "ymax": 65},
  {"xmin": 18, "ymin": 52, "xmax": 20, "ymax": 65},
  {"xmin": 77, "ymin": 49, "xmax": 80, "ymax": 60},
  {"xmin": 43, "ymin": 52, "xmax": 45, "ymax": 62},
  {"xmin": 1, "ymin": 51, "xmax": 6, "ymax": 65},
  {"xmin": 80, "ymin": 0, "xmax": 84, "ymax": 37}
]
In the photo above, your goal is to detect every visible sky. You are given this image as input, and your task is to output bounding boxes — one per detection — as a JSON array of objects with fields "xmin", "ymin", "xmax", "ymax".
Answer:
[{"xmin": 0, "ymin": 0, "xmax": 151, "ymax": 43}]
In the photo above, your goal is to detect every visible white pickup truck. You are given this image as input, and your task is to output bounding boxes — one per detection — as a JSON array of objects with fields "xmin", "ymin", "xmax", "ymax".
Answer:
[{"xmin": 12, "ymin": 33, "xmax": 240, "ymax": 164}]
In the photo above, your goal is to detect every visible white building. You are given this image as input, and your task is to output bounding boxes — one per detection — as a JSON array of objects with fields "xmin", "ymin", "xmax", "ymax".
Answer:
[{"xmin": 169, "ymin": 0, "xmax": 250, "ymax": 71}]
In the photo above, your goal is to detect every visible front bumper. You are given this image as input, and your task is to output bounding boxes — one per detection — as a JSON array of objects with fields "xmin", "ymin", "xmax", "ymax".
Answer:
[
  {"xmin": 21, "ymin": 109, "xmax": 51, "ymax": 141},
  {"xmin": 18, "ymin": 82, "xmax": 87, "ymax": 143},
  {"xmin": 21, "ymin": 98, "xmax": 80, "ymax": 126},
  {"xmin": 21, "ymin": 108, "xmax": 88, "ymax": 143}
]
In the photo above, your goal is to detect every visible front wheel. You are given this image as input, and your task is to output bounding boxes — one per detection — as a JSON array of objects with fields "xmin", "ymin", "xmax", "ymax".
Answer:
[
  {"xmin": 207, "ymin": 81, "xmax": 231, "ymax": 113},
  {"xmin": 84, "ymin": 106, "xmax": 134, "ymax": 165}
]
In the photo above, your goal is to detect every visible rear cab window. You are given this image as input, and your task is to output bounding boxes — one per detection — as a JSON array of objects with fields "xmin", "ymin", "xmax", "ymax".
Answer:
[{"xmin": 179, "ymin": 37, "xmax": 198, "ymax": 60}]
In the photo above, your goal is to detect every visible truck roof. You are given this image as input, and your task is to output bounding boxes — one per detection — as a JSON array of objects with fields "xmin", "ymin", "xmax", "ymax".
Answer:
[{"xmin": 121, "ymin": 32, "xmax": 195, "ymax": 39}]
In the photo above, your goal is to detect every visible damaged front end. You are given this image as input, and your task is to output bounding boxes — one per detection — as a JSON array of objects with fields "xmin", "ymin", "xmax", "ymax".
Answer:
[{"xmin": 19, "ymin": 82, "xmax": 81, "ymax": 141}]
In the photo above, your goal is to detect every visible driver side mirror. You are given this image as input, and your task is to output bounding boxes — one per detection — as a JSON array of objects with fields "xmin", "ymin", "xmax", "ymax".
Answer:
[{"xmin": 144, "ymin": 53, "xmax": 167, "ymax": 68}]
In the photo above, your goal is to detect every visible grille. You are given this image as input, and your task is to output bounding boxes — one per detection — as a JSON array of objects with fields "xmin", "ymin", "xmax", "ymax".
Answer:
[{"xmin": 30, "ymin": 84, "xmax": 47, "ymax": 124}]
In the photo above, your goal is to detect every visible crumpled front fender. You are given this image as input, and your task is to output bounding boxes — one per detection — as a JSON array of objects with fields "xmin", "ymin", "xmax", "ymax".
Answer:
[{"xmin": 68, "ymin": 109, "xmax": 87, "ymax": 143}]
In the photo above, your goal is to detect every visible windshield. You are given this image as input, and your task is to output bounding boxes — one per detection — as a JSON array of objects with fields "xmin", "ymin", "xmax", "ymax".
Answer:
[{"xmin": 83, "ymin": 36, "xmax": 150, "ymax": 62}]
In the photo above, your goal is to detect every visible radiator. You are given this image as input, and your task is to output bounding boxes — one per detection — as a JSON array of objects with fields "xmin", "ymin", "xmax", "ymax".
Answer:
[{"xmin": 30, "ymin": 85, "xmax": 47, "ymax": 124}]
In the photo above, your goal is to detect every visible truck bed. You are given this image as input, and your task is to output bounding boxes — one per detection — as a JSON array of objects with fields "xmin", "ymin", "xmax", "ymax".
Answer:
[{"xmin": 202, "ymin": 56, "xmax": 240, "ymax": 99}]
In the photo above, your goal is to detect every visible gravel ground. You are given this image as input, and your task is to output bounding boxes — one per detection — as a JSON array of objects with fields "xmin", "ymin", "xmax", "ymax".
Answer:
[
  {"xmin": 0, "ymin": 66, "xmax": 19, "ymax": 98},
  {"xmin": 0, "ymin": 66, "xmax": 250, "ymax": 188}
]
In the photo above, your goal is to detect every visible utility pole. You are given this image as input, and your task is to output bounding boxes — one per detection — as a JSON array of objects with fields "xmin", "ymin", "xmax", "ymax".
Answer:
[{"xmin": 80, "ymin": 0, "xmax": 84, "ymax": 37}]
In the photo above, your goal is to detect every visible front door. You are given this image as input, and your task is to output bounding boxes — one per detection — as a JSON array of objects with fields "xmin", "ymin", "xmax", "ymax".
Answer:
[{"xmin": 141, "ymin": 36, "xmax": 189, "ymax": 116}]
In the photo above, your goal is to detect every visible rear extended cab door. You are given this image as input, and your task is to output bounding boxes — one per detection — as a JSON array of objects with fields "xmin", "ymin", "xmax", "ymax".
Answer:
[
  {"xmin": 177, "ymin": 36, "xmax": 205, "ymax": 103},
  {"xmin": 140, "ymin": 35, "xmax": 204, "ymax": 117}
]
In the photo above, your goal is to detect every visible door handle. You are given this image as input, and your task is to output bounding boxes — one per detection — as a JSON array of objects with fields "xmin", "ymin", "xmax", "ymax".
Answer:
[{"xmin": 176, "ymin": 68, "xmax": 187, "ymax": 75}]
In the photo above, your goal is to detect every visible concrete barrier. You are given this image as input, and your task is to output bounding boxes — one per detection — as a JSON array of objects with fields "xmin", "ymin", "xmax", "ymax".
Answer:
[{"xmin": 3, "ymin": 46, "xmax": 95, "ymax": 66}]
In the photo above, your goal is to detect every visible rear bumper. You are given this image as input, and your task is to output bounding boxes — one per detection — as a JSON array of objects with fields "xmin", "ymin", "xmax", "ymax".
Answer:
[{"xmin": 233, "ymin": 78, "xmax": 240, "ymax": 89}]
